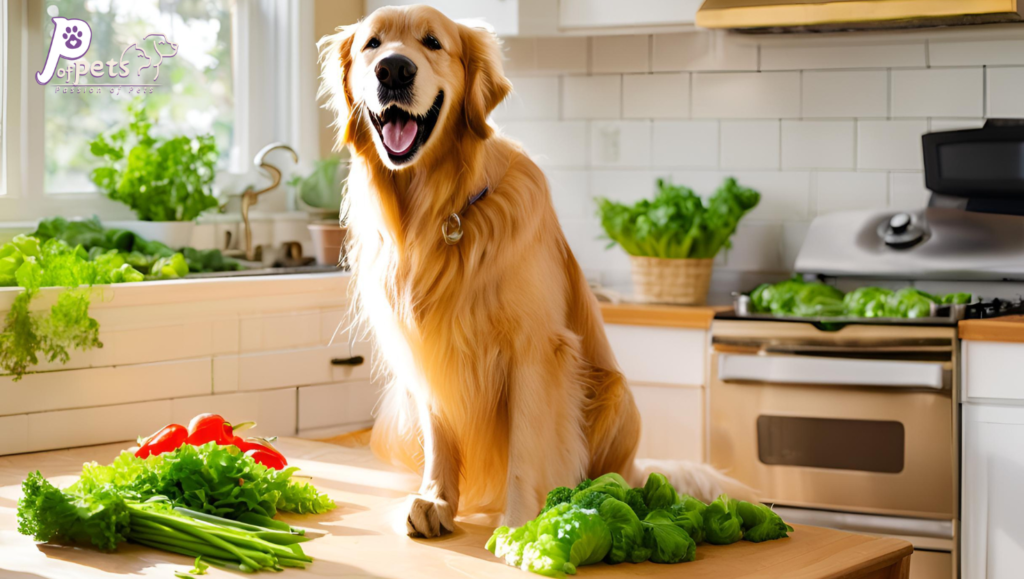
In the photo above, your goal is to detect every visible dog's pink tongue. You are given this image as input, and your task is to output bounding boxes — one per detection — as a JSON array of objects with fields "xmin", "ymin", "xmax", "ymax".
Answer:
[{"xmin": 382, "ymin": 118, "xmax": 418, "ymax": 154}]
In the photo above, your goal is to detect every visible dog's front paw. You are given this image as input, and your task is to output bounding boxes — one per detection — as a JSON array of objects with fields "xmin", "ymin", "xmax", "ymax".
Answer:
[{"xmin": 406, "ymin": 495, "xmax": 455, "ymax": 538}]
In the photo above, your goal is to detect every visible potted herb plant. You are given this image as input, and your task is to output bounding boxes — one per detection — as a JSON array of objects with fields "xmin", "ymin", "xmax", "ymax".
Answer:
[
  {"xmin": 89, "ymin": 101, "xmax": 219, "ymax": 248},
  {"xmin": 597, "ymin": 177, "xmax": 760, "ymax": 305},
  {"xmin": 289, "ymin": 157, "xmax": 347, "ymax": 266}
]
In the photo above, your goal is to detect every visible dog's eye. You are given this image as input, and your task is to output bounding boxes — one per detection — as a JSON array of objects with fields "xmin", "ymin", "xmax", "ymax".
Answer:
[
  {"xmin": 365, "ymin": 37, "xmax": 381, "ymax": 50},
  {"xmin": 422, "ymin": 35, "xmax": 442, "ymax": 51}
]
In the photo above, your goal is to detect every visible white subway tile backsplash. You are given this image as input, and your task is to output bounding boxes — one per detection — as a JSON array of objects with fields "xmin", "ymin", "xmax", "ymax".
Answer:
[
  {"xmin": 720, "ymin": 121, "xmax": 780, "ymax": 170},
  {"xmin": 761, "ymin": 42, "xmax": 925, "ymax": 70},
  {"xmin": 857, "ymin": 120, "xmax": 928, "ymax": 170},
  {"xmin": 891, "ymin": 68, "xmax": 984, "ymax": 117},
  {"xmin": 723, "ymin": 222, "xmax": 783, "ymax": 271},
  {"xmin": 929, "ymin": 39, "xmax": 1024, "ymax": 67},
  {"xmin": 590, "ymin": 170, "xmax": 658, "ymax": 205},
  {"xmin": 815, "ymin": 171, "xmax": 888, "ymax": 215},
  {"xmin": 500, "ymin": 121, "xmax": 588, "ymax": 167},
  {"xmin": 929, "ymin": 119, "xmax": 986, "ymax": 132},
  {"xmin": 591, "ymin": 121, "xmax": 652, "ymax": 167},
  {"xmin": 623, "ymin": 74, "xmax": 689, "ymax": 119},
  {"xmin": 535, "ymin": 38, "xmax": 588, "ymax": 74},
  {"xmin": 495, "ymin": 77, "xmax": 560, "ymax": 121},
  {"xmin": 890, "ymin": 172, "xmax": 931, "ymax": 211},
  {"xmin": 781, "ymin": 120, "xmax": 855, "ymax": 170},
  {"xmin": 592, "ymin": 35, "xmax": 650, "ymax": 74},
  {"xmin": 652, "ymin": 121, "xmax": 719, "ymax": 168},
  {"xmin": 802, "ymin": 70, "xmax": 888, "ymax": 118},
  {"xmin": 987, "ymin": 67, "xmax": 1024, "ymax": 118},
  {"xmin": 0, "ymin": 414, "xmax": 29, "ymax": 456},
  {"xmin": 495, "ymin": 30, "xmax": 1016, "ymax": 277},
  {"xmin": 563, "ymin": 75, "xmax": 621, "ymax": 119},
  {"xmin": 502, "ymin": 38, "xmax": 537, "ymax": 74},
  {"xmin": 652, "ymin": 31, "xmax": 758, "ymax": 72},
  {"xmin": 692, "ymin": 72, "xmax": 800, "ymax": 119},
  {"xmin": 546, "ymin": 170, "xmax": 590, "ymax": 220}
]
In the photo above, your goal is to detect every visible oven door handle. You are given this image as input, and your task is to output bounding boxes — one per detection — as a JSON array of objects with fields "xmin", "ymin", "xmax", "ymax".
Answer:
[{"xmin": 717, "ymin": 353, "xmax": 948, "ymax": 390}]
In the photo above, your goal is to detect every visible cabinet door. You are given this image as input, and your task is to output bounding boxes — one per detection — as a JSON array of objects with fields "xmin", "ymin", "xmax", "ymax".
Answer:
[
  {"xmin": 962, "ymin": 403, "xmax": 1024, "ymax": 578},
  {"xmin": 632, "ymin": 384, "xmax": 703, "ymax": 462},
  {"xmin": 604, "ymin": 324, "xmax": 706, "ymax": 386},
  {"xmin": 560, "ymin": 0, "xmax": 702, "ymax": 29}
]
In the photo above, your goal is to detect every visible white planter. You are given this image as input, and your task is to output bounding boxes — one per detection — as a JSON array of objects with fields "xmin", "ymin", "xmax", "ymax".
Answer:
[{"xmin": 106, "ymin": 220, "xmax": 195, "ymax": 249}]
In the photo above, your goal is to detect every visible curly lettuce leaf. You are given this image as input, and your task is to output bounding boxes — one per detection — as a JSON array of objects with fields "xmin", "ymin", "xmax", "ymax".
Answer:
[
  {"xmin": 17, "ymin": 471, "xmax": 131, "ymax": 551},
  {"xmin": 487, "ymin": 502, "xmax": 612, "ymax": 578}
]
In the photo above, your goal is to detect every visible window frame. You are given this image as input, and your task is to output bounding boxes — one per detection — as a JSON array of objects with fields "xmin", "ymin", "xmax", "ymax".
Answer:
[{"xmin": 1, "ymin": 0, "xmax": 321, "ymax": 224}]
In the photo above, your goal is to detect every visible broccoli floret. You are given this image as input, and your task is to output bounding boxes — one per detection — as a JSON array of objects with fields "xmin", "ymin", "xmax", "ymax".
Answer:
[
  {"xmin": 539, "ymin": 486, "xmax": 574, "ymax": 515},
  {"xmin": 572, "ymin": 490, "xmax": 611, "ymax": 511},
  {"xmin": 624, "ymin": 488, "xmax": 649, "ymax": 520},
  {"xmin": 573, "ymin": 479, "xmax": 593, "ymax": 493}
]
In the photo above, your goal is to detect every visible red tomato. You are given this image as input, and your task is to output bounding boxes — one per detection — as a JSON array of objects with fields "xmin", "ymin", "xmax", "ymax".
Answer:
[
  {"xmin": 231, "ymin": 436, "xmax": 288, "ymax": 466},
  {"xmin": 247, "ymin": 449, "xmax": 286, "ymax": 470},
  {"xmin": 135, "ymin": 424, "xmax": 187, "ymax": 458},
  {"xmin": 185, "ymin": 413, "xmax": 233, "ymax": 446}
]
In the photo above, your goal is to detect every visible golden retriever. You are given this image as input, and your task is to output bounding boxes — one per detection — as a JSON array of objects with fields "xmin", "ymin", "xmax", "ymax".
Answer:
[{"xmin": 319, "ymin": 5, "xmax": 740, "ymax": 538}]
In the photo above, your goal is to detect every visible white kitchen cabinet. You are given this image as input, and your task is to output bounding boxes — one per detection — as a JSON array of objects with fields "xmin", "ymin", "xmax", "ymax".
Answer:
[
  {"xmin": 605, "ymin": 322, "xmax": 708, "ymax": 462},
  {"xmin": 632, "ymin": 384, "xmax": 703, "ymax": 461},
  {"xmin": 364, "ymin": 0, "xmax": 558, "ymax": 37},
  {"xmin": 961, "ymin": 403, "xmax": 1024, "ymax": 578},
  {"xmin": 560, "ymin": 0, "xmax": 702, "ymax": 32}
]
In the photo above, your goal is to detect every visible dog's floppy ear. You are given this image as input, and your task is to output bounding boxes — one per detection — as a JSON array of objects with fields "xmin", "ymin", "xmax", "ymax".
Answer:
[
  {"xmin": 459, "ymin": 22, "xmax": 512, "ymax": 141},
  {"xmin": 318, "ymin": 23, "xmax": 360, "ymax": 148}
]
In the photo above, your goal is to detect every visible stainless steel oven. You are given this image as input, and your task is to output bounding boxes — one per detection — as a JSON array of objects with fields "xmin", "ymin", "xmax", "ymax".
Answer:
[{"xmin": 709, "ymin": 320, "xmax": 958, "ymax": 579}]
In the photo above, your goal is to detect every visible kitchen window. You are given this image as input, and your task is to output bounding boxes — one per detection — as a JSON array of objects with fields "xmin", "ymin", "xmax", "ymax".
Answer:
[
  {"xmin": 1, "ymin": 0, "xmax": 320, "ymax": 222},
  {"xmin": 42, "ymin": 0, "xmax": 236, "ymax": 195}
]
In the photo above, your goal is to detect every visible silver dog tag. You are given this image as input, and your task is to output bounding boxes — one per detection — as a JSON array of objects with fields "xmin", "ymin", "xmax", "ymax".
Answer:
[{"xmin": 441, "ymin": 213, "xmax": 463, "ymax": 245}]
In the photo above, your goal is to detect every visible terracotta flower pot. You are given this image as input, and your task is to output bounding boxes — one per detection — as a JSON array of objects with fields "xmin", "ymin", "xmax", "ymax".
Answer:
[{"xmin": 307, "ymin": 222, "xmax": 346, "ymax": 266}]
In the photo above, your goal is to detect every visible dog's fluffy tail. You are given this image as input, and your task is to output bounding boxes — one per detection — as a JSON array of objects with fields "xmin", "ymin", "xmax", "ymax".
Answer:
[{"xmin": 630, "ymin": 458, "xmax": 758, "ymax": 504}]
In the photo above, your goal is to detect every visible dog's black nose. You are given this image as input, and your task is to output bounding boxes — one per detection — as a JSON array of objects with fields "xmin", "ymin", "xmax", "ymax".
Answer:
[{"xmin": 375, "ymin": 55, "xmax": 417, "ymax": 90}]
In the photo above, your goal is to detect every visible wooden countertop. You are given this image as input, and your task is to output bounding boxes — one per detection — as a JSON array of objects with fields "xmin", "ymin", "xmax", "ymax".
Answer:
[
  {"xmin": 599, "ymin": 302, "xmax": 727, "ymax": 329},
  {"xmin": 959, "ymin": 315, "xmax": 1024, "ymax": 343},
  {"xmin": 0, "ymin": 438, "xmax": 913, "ymax": 579}
]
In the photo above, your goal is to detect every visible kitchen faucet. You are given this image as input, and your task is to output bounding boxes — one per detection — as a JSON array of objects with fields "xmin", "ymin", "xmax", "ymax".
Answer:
[{"xmin": 241, "ymin": 143, "xmax": 298, "ymax": 261}]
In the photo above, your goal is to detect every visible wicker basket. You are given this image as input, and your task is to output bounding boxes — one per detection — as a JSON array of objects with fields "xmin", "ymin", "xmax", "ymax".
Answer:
[{"xmin": 629, "ymin": 256, "xmax": 714, "ymax": 305}]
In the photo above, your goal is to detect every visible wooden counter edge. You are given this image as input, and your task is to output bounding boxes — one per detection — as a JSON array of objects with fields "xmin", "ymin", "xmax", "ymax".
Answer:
[
  {"xmin": 959, "ymin": 315, "xmax": 1024, "ymax": 343},
  {"xmin": 598, "ymin": 302, "xmax": 728, "ymax": 329}
]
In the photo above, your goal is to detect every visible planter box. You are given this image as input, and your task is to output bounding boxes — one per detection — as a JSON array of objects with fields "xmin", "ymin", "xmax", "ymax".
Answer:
[{"xmin": 0, "ymin": 272, "xmax": 379, "ymax": 455}]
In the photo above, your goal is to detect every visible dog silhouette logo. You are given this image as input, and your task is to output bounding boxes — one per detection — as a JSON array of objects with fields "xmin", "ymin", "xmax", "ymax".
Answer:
[
  {"xmin": 144, "ymin": 34, "xmax": 179, "ymax": 81},
  {"xmin": 36, "ymin": 15, "xmax": 93, "ymax": 84}
]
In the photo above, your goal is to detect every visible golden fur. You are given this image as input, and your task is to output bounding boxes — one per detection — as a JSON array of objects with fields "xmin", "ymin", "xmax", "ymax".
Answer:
[{"xmin": 319, "ymin": 5, "xmax": 736, "ymax": 537}]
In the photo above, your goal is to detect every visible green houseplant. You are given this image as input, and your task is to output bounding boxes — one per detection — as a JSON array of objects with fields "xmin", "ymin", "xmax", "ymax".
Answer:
[
  {"xmin": 89, "ymin": 101, "xmax": 219, "ymax": 247},
  {"xmin": 597, "ymin": 177, "xmax": 760, "ymax": 305},
  {"xmin": 288, "ymin": 158, "xmax": 347, "ymax": 266}
]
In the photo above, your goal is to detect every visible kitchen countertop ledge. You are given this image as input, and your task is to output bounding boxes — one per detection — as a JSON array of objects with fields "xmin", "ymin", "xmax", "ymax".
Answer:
[
  {"xmin": 599, "ymin": 302, "xmax": 726, "ymax": 329},
  {"xmin": 959, "ymin": 315, "xmax": 1024, "ymax": 343}
]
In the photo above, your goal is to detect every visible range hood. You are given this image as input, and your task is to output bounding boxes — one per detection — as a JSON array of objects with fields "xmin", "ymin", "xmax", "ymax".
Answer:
[{"xmin": 696, "ymin": 0, "xmax": 1024, "ymax": 32}]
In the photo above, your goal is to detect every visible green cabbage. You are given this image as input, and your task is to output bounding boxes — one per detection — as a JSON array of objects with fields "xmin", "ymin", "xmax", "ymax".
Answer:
[
  {"xmin": 597, "ymin": 497, "xmax": 651, "ymax": 564},
  {"xmin": 641, "ymin": 473, "xmax": 680, "ymax": 511},
  {"xmin": 733, "ymin": 501, "xmax": 793, "ymax": 543},
  {"xmin": 487, "ymin": 502, "xmax": 612, "ymax": 578},
  {"xmin": 641, "ymin": 510, "xmax": 697, "ymax": 563},
  {"xmin": 703, "ymin": 495, "xmax": 743, "ymax": 545}
]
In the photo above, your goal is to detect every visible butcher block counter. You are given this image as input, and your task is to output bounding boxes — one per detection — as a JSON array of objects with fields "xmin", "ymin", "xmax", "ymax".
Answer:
[{"xmin": 0, "ymin": 438, "xmax": 913, "ymax": 578}]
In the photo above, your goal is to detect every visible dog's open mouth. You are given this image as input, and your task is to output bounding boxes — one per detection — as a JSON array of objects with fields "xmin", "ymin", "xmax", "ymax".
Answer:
[{"xmin": 369, "ymin": 92, "xmax": 444, "ymax": 164}]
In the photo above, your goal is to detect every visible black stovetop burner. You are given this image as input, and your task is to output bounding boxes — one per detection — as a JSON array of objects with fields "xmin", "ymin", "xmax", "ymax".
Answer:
[{"xmin": 965, "ymin": 297, "xmax": 1024, "ymax": 319}]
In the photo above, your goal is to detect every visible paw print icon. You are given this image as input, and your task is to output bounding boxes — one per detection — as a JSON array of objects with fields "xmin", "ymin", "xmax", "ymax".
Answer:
[{"xmin": 63, "ymin": 25, "xmax": 83, "ymax": 49}]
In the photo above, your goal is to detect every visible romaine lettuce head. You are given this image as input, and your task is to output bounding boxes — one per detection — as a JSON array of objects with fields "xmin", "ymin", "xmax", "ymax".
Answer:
[
  {"xmin": 597, "ymin": 497, "xmax": 651, "ymax": 564},
  {"xmin": 486, "ymin": 502, "xmax": 611, "ymax": 578},
  {"xmin": 642, "ymin": 473, "xmax": 680, "ymax": 511},
  {"xmin": 703, "ymin": 495, "xmax": 743, "ymax": 545},
  {"xmin": 733, "ymin": 500, "xmax": 793, "ymax": 543},
  {"xmin": 641, "ymin": 509, "xmax": 697, "ymax": 563}
]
